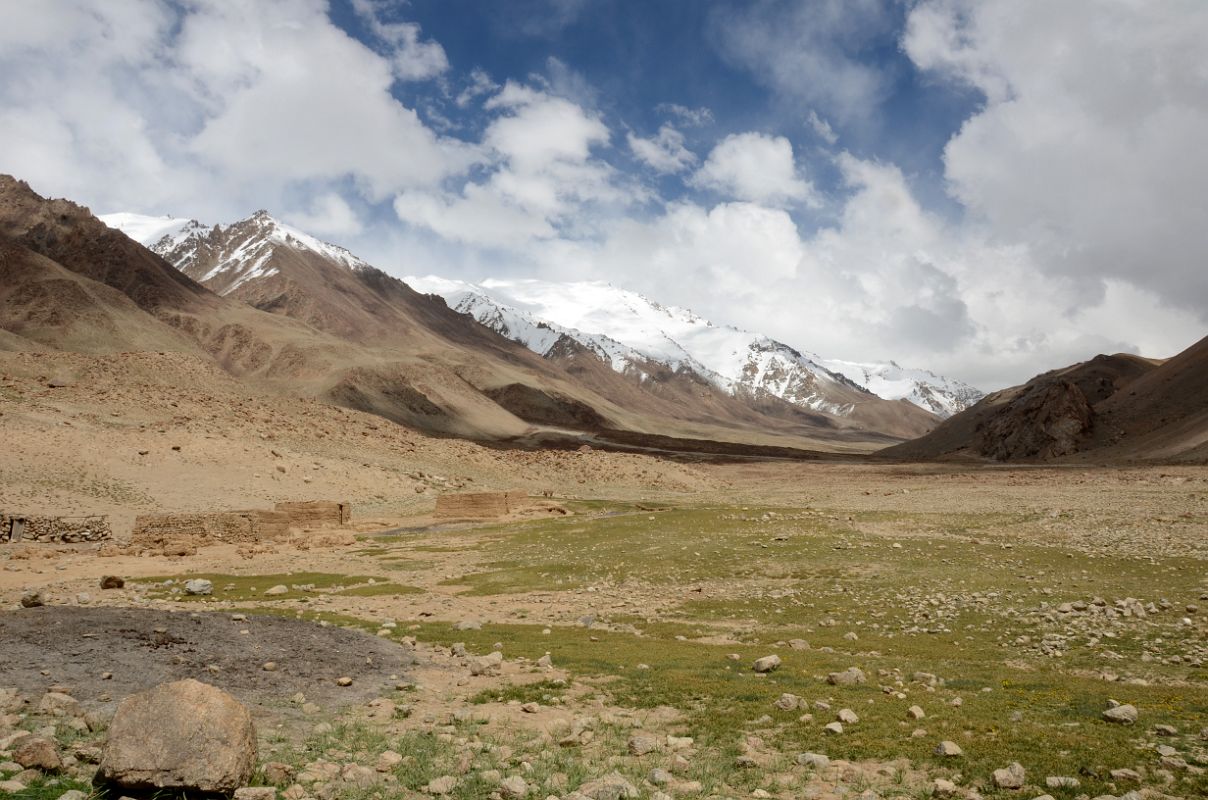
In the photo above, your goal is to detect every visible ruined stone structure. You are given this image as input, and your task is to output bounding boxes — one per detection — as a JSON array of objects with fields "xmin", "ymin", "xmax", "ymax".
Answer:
[
  {"xmin": 131, "ymin": 500, "xmax": 350, "ymax": 549},
  {"xmin": 1, "ymin": 514, "xmax": 113, "ymax": 544},
  {"xmin": 434, "ymin": 491, "xmax": 530, "ymax": 521}
]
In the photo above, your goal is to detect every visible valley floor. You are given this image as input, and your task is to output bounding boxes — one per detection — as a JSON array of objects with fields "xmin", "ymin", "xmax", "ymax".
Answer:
[{"xmin": 1, "ymin": 351, "xmax": 1206, "ymax": 800}]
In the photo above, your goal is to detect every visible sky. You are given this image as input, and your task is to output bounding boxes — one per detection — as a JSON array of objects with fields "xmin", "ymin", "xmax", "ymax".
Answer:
[{"xmin": 0, "ymin": 0, "xmax": 1205, "ymax": 389}]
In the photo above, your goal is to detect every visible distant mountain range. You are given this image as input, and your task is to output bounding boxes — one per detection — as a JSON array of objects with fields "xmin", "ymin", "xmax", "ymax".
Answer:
[
  {"xmin": 3, "ymin": 177, "xmax": 1198, "ymax": 462},
  {"xmin": 407, "ymin": 276, "xmax": 983, "ymax": 419}
]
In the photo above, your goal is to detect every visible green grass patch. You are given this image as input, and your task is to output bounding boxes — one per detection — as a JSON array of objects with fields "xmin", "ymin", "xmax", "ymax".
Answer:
[{"xmin": 141, "ymin": 572, "xmax": 385, "ymax": 602}]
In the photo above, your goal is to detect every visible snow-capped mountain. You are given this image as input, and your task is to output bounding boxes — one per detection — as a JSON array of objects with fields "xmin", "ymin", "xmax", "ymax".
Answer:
[
  {"xmin": 817, "ymin": 360, "xmax": 985, "ymax": 418},
  {"xmin": 100, "ymin": 210, "xmax": 370, "ymax": 295},
  {"xmin": 408, "ymin": 276, "xmax": 983, "ymax": 418}
]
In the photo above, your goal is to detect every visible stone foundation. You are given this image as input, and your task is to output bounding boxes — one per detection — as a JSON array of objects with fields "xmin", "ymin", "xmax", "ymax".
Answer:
[{"xmin": 1, "ymin": 514, "xmax": 113, "ymax": 544}]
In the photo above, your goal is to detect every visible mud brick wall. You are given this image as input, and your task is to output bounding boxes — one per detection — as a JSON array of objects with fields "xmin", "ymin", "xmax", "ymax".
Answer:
[
  {"xmin": 2, "ymin": 514, "xmax": 113, "ymax": 544},
  {"xmin": 273, "ymin": 501, "xmax": 349, "ymax": 528},
  {"xmin": 434, "ymin": 491, "xmax": 531, "ymax": 520},
  {"xmin": 130, "ymin": 501, "xmax": 349, "ymax": 548}
]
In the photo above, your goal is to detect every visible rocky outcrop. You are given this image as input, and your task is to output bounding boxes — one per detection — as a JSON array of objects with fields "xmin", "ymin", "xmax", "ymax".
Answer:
[
  {"xmin": 977, "ymin": 380, "xmax": 1094, "ymax": 460},
  {"xmin": 97, "ymin": 679, "xmax": 257, "ymax": 794}
]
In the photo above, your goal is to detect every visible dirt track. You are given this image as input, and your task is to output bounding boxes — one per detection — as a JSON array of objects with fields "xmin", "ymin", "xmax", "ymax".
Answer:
[{"xmin": 0, "ymin": 607, "xmax": 414, "ymax": 721}]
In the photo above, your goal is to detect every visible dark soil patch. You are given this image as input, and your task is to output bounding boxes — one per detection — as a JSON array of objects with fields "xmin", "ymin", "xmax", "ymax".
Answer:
[{"xmin": 0, "ymin": 606, "xmax": 414, "ymax": 722}]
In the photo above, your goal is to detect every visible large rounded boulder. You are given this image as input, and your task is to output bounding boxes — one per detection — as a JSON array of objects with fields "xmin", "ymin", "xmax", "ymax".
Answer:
[{"xmin": 97, "ymin": 679, "xmax": 256, "ymax": 794}]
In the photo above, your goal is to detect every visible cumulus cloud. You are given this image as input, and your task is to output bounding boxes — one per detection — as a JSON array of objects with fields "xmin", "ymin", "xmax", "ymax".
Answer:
[
  {"xmin": 350, "ymin": 0, "xmax": 449, "ymax": 81},
  {"xmin": 690, "ymin": 132, "xmax": 815, "ymax": 206},
  {"xmin": 903, "ymin": 0, "xmax": 1208, "ymax": 319},
  {"xmin": 288, "ymin": 192, "xmax": 364, "ymax": 237},
  {"xmin": 394, "ymin": 82, "xmax": 635, "ymax": 249},
  {"xmin": 806, "ymin": 110, "xmax": 838, "ymax": 145},
  {"xmin": 627, "ymin": 125, "xmax": 696, "ymax": 174},
  {"xmin": 0, "ymin": 0, "xmax": 468, "ymax": 220}
]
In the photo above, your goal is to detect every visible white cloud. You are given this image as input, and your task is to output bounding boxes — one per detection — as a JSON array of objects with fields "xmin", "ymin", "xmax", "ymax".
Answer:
[
  {"xmin": 710, "ymin": 0, "xmax": 895, "ymax": 124},
  {"xmin": 0, "ymin": 0, "xmax": 469, "ymax": 221},
  {"xmin": 656, "ymin": 103, "xmax": 714, "ymax": 127},
  {"xmin": 903, "ymin": 0, "xmax": 1208, "ymax": 320},
  {"xmin": 690, "ymin": 132, "xmax": 815, "ymax": 206},
  {"xmin": 350, "ymin": 0, "xmax": 449, "ymax": 81},
  {"xmin": 393, "ymin": 82, "xmax": 634, "ymax": 249},
  {"xmin": 627, "ymin": 125, "xmax": 696, "ymax": 174},
  {"xmin": 456, "ymin": 68, "xmax": 499, "ymax": 108},
  {"xmin": 288, "ymin": 192, "xmax": 363, "ymax": 237},
  {"xmin": 806, "ymin": 110, "xmax": 838, "ymax": 145}
]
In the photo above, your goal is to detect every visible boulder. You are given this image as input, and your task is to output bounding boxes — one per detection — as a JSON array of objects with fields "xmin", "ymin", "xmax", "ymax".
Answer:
[
  {"xmin": 97, "ymin": 679, "xmax": 256, "ymax": 794},
  {"xmin": 1103, "ymin": 704, "xmax": 1138, "ymax": 724},
  {"xmin": 184, "ymin": 579, "xmax": 213, "ymax": 596},
  {"xmin": 99, "ymin": 576, "xmax": 125, "ymax": 590},
  {"xmin": 752, "ymin": 655, "xmax": 781, "ymax": 673},
  {"xmin": 993, "ymin": 762, "xmax": 1026, "ymax": 789},
  {"xmin": 13, "ymin": 736, "xmax": 62, "ymax": 772},
  {"xmin": 19, "ymin": 591, "xmax": 44, "ymax": 608}
]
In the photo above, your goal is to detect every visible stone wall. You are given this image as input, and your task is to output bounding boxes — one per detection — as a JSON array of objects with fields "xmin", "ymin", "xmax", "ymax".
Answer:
[
  {"xmin": 130, "ymin": 500, "xmax": 349, "ymax": 549},
  {"xmin": 434, "ymin": 491, "xmax": 529, "ymax": 521},
  {"xmin": 1, "ymin": 514, "xmax": 113, "ymax": 544}
]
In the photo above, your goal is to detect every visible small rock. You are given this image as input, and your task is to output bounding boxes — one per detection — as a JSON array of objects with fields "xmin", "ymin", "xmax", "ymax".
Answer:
[
  {"xmin": 470, "ymin": 651, "xmax": 504, "ymax": 676},
  {"xmin": 20, "ymin": 591, "xmax": 44, "ymax": 608},
  {"xmin": 425, "ymin": 775, "xmax": 458, "ymax": 794},
  {"xmin": 827, "ymin": 667, "xmax": 866, "ymax": 686},
  {"xmin": 627, "ymin": 735, "xmax": 658, "ymax": 756},
  {"xmin": 774, "ymin": 693, "xmax": 799, "ymax": 711},
  {"xmin": 648, "ymin": 768, "xmax": 672, "ymax": 785},
  {"xmin": 797, "ymin": 753, "xmax": 830, "ymax": 769},
  {"xmin": 1046, "ymin": 776, "xmax": 1079, "ymax": 788},
  {"xmin": 100, "ymin": 576, "xmax": 125, "ymax": 590},
  {"xmin": 837, "ymin": 708, "xmax": 859, "ymax": 724},
  {"xmin": 933, "ymin": 778, "xmax": 958, "ymax": 796},
  {"xmin": 824, "ymin": 722, "xmax": 844, "ymax": 735},
  {"xmin": 907, "ymin": 705, "xmax": 925, "ymax": 720},
  {"xmin": 184, "ymin": 579, "xmax": 213, "ymax": 596},
  {"xmin": 234, "ymin": 788, "xmax": 277, "ymax": 800},
  {"xmin": 375, "ymin": 751, "xmax": 402, "ymax": 772},
  {"xmin": 993, "ymin": 762, "xmax": 1026, "ymax": 789},
  {"xmin": 935, "ymin": 740, "xmax": 963, "ymax": 757},
  {"xmin": 1103, "ymin": 704, "xmax": 1138, "ymax": 724},
  {"xmin": 500, "ymin": 775, "xmax": 528, "ymax": 798},
  {"xmin": 335, "ymin": 677, "xmax": 352, "ymax": 687},
  {"xmin": 263, "ymin": 585, "xmax": 288, "ymax": 596},
  {"xmin": 14, "ymin": 736, "xmax": 62, "ymax": 772},
  {"xmin": 753, "ymin": 655, "xmax": 781, "ymax": 673}
]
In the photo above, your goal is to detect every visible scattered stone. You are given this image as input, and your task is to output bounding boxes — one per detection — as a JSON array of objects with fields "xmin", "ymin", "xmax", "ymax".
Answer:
[
  {"xmin": 97, "ymin": 679, "xmax": 256, "ymax": 794},
  {"xmin": 470, "ymin": 651, "xmax": 504, "ymax": 676},
  {"xmin": 184, "ymin": 579, "xmax": 213, "ymax": 596},
  {"xmin": 425, "ymin": 775, "xmax": 458, "ymax": 794},
  {"xmin": 1046, "ymin": 777, "xmax": 1079, "ymax": 789},
  {"xmin": 933, "ymin": 778, "xmax": 958, "ymax": 796},
  {"xmin": 1103, "ymin": 704, "xmax": 1138, "ymax": 725},
  {"xmin": 753, "ymin": 655, "xmax": 781, "ymax": 673},
  {"xmin": 375, "ymin": 750, "xmax": 402, "ymax": 772},
  {"xmin": 576, "ymin": 771, "xmax": 640, "ymax": 799},
  {"xmin": 263, "ymin": 585, "xmax": 288, "ymax": 596},
  {"xmin": 234, "ymin": 788, "xmax": 277, "ymax": 800},
  {"xmin": 335, "ymin": 677, "xmax": 353, "ymax": 687},
  {"xmin": 454, "ymin": 619, "xmax": 482, "ymax": 631},
  {"xmin": 824, "ymin": 722, "xmax": 844, "ymax": 735},
  {"xmin": 907, "ymin": 705, "xmax": 925, "ymax": 720},
  {"xmin": 797, "ymin": 753, "xmax": 830, "ymax": 769},
  {"xmin": 1109, "ymin": 768, "xmax": 1141, "ymax": 783},
  {"xmin": 262, "ymin": 662, "xmax": 277, "ymax": 672},
  {"xmin": 627, "ymin": 735, "xmax": 658, "ymax": 756},
  {"xmin": 774, "ymin": 693, "xmax": 799, "ymax": 711},
  {"xmin": 14, "ymin": 736, "xmax": 62, "ymax": 772},
  {"xmin": 827, "ymin": 667, "xmax": 866, "ymax": 686},
  {"xmin": 648, "ymin": 768, "xmax": 672, "ymax": 786},
  {"xmin": 1153, "ymin": 724, "xmax": 1178, "ymax": 736},
  {"xmin": 993, "ymin": 762, "xmax": 1026, "ymax": 789},
  {"xmin": 935, "ymin": 741, "xmax": 963, "ymax": 757},
  {"xmin": 38, "ymin": 692, "xmax": 81, "ymax": 717},
  {"xmin": 837, "ymin": 708, "xmax": 859, "ymax": 724},
  {"xmin": 20, "ymin": 591, "xmax": 44, "ymax": 608},
  {"xmin": 99, "ymin": 576, "xmax": 125, "ymax": 590},
  {"xmin": 500, "ymin": 775, "xmax": 528, "ymax": 798},
  {"xmin": 520, "ymin": 702, "xmax": 539, "ymax": 714}
]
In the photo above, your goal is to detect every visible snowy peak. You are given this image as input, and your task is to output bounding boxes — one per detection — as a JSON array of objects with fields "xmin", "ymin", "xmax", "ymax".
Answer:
[
  {"xmin": 100, "ymin": 210, "xmax": 369, "ymax": 296},
  {"xmin": 408, "ymin": 276, "xmax": 878, "ymax": 417},
  {"xmin": 409, "ymin": 276, "xmax": 982, "ymax": 418}
]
